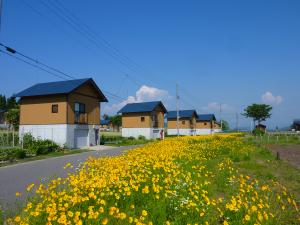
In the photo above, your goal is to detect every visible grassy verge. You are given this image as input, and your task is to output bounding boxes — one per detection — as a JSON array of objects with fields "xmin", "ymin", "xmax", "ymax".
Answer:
[
  {"xmin": 236, "ymin": 144, "xmax": 300, "ymax": 199},
  {"xmin": 101, "ymin": 131, "xmax": 121, "ymax": 136},
  {"xmin": 245, "ymin": 134, "xmax": 300, "ymax": 145},
  {"xmin": 101, "ymin": 133, "xmax": 152, "ymax": 146},
  {"xmin": 0, "ymin": 149, "xmax": 90, "ymax": 167}
]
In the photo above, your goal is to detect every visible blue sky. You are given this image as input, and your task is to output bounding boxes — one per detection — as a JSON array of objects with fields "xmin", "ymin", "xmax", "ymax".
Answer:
[{"xmin": 1, "ymin": 0, "xmax": 299, "ymax": 129}]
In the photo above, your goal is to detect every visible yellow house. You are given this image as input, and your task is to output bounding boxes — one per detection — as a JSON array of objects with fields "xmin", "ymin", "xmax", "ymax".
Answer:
[
  {"xmin": 167, "ymin": 110, "xmax": 198, "ymax": 136},
  {"xmin": 118, "ymin": 101, "xmax": 167, "ymax": 139},
  {"xmin": 196, "ymin": 114, "xmax": 221, "ymax": 135},
  {"xmin": 15, "ymin": 78, "xmax": 108, "ymax": 148}
]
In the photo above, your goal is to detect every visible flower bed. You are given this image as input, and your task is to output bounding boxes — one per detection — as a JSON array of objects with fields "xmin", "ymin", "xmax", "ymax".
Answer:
[{"xmin": 9, "ymin": 134, "xmax": 299, "ymax": 224}]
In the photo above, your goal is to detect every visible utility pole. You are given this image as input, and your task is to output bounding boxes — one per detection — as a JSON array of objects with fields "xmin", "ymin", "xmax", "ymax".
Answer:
[
  {"xmin": 220, "ymin": 103, "xmax": 222, "ymax": 131},
  {"xmin": 236, "ymin": 112, "xmax": 239, "ymax": 132},
  {"xmin": 176, "ymin": 83, "xmax": 180, "ymax": 136}
]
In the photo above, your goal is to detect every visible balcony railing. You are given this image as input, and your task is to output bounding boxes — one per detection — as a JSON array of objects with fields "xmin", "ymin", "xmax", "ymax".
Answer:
[{"xmin": 75, "ymin": 112, "xmax": 88, "ymax": 124}]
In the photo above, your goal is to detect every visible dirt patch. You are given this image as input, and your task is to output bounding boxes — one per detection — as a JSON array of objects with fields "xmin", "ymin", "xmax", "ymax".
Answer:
[{"xmin": 268, "ymin": 145, "xmax": 300, "ymax": 169}]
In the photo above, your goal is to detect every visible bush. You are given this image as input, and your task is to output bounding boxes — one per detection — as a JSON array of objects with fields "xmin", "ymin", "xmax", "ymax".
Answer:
[
  {"xmin": 0, "ymin": 148, "xmax": 27, "ymax": 162},
  {"xmin": 252, "ymin": 128, "xmax": 265, "ymax": 136},
  {"xmin": 21, "ymin": 133, "xmax": 61, "ymax": 155},
  {"xmin": 22, "ymin": 133, "xmax": 35, "ymax": 149},
  {"xmin": 138, "ymin": 135, "xmax": 146, "ymax": 140},
  {"xmin": 15, "ymin": 149, "xmax": 26, "ymax": 159},
  {"xmin": 29, "ymin": 139, "xmax": 60, "ymax": 155},
  {"xmin": 128, "ymin": 136, "xmax": 135, "ymax": 140}
]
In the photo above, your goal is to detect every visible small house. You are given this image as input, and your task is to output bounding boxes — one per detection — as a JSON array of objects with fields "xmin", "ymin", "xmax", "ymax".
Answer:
[
  {"xmin": 118, "ymin": 101, "xmax": 167, "ymax": 139},
  {"xmin": 196, "ymin": 114, "xmax": 221, "ymax": 135},
  {"xmin": 292, "ymin": 119, "xmax": 300, "ymax": 131},
  {"xmin": 100, "ymin": 119, "xmax": 112, "ymax": 131},
  {"xmin": 255, "ymin": 124, "xmax": 266, "ymax": 133},
  {"xmin": 15, "ymin": 78, "xmax": 108, "ymax": 148},
  {"xmin": 0, "ymin": 109, "xmax": 7, "ymax": 128},
  {"xmin": 167, "ymin": 110, "xmax": 197, "ymax": 136}
]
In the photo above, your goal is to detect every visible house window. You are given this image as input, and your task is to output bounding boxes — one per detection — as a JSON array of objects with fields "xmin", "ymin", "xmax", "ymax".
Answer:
[
  {"xmin": 75, "ymin": 102, "xmax": 86, "ymax": 123},
  {"xmin": 182, "ymin": 121, "xmax": 185, "ymax": 125},
  {"xmin": 52, "ymin": 104, "xmax": 58, "ymax": 113},
  {"xmin": 141, "ymin": 116, "xmax": 145, "ymax": 122}
]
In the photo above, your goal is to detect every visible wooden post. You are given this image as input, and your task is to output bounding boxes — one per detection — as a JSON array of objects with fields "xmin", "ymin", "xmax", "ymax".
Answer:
[
  {"xmin": 12, "ymin": 127, "xmax": 15, "ymax": 148},
  {"xmin": 276, "ymin": 151, "xmax": 280, "ymax": 160}
]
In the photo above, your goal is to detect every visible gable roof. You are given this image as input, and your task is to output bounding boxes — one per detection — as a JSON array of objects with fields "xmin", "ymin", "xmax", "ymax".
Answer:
[
  {"xmin": 167, "ymin": 110, "xmax": 198, "ymax": 119},
  {"xmin": 118, "ymin": 101, "xmax": 167, "ymax": 114},
  {"xmin": 14, "ymin": 78, "xmax": 108, "ymax": 102},
  {"xmin": 197, "ymin": 114, "xmax": 216, "ymax": 122},
  {"xmin": 293, "ymin": 119, "xmax": 300, "ymax": 125}
]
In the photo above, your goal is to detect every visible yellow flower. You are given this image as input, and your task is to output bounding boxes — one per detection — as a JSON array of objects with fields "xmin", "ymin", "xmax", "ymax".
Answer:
[
  {"xmin": 15, "ymin": 192, "xmax": 21, "ymax": 197},
  {"xmin": 26, "ymin": 183, "xmax": 35, "ymax": 192},
  {"xmin": 244, "ymin": 214, "xmax": 250, "ymax": 221},
  {"xmin": 142, "ymin": 210, "xmax": 148, "ymax": 217},
  {"xmin": 102, "ymin": 218, "xmax": 108, "ymax": 225},
  {"xmin": 14, "ymin": 216, "xmax": 21, "ymax": 222}
]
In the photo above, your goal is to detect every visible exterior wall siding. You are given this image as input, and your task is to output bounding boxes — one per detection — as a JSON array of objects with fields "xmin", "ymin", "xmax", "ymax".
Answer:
[
  {"xmin": 20, "ymin": 95, "xmax": 68, "ymax": 125},
  {"xmin": 196, "ymin": 121, "xmax": 212, "ymax": 129},
  {"xmin": 67, "ymin": 92, "xmax": 100, "ymax": 125},
  {"xmin": 122, "ymin": 112, "xmax": 152, "ymax": 128}
]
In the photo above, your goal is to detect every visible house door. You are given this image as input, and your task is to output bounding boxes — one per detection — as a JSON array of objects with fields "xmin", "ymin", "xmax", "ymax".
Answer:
[{"xmin": 74, "ymin": 129, "xmax": 88, "ymax": 148}]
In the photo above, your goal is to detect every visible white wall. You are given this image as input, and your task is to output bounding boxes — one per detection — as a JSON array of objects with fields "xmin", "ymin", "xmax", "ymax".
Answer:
[
  {"xmin": 167, "ymin": 129, "xmax": 194, "ymax": 136},
  {"xmin": 121, "ymin": 128, "xmax": 164, "ymax": 139},
  {"xmin": 196, "ymin": 129, "xmax": 212, "ymax": 135},
  {"xmin": 19, "ymin": 124, "xmax": 68, "ymax": 147},
  {"xmin": 122, "ymin": 128, "xmax": 152, "ymax": 139},
  {"xmin": 19, "ymin": 124, "xmax": 98, "ymax": 148}
]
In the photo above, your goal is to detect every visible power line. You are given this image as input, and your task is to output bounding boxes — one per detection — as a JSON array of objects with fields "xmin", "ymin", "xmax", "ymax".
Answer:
[
  {"xmin": 0, "ymin": 45, "xmax": 127, "ymax": 102},
  {"xmin": 21, "ymin": 0, "xmax": 149, "ymax": 90},
  {"xmin": 0, "ymin": 49, "xmax": 68, "ymax": 80},
  {"xmin": 0, "ymin": 43, "xmax": 76, "ymax": 79}
]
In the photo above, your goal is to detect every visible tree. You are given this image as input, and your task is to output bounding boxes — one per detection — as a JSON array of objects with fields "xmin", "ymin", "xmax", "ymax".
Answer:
[
  {"xmin": 242, "ymin": 104, "xmax": 272, "ymax": 126},
  {"xmin": 0, "ymin": 95, "xmax": 6, "ymax": 110},
  {"xmin": 109, "ymin": 115, "xmax": 122, "ymax": 131},
  {"xmin": 103, "ymin": 114, "xmax": 109, "ymax": 120},
  {"xmin": 5, "ymin": 108, "xmax": 20, "ymax": 130},
  {"xmin": 6, "ymin": 96, "xmax": 18, "ymax": 110},
  {"xmin": 221, "ymin": 120, "xmax": 230, "ymax": 131}
]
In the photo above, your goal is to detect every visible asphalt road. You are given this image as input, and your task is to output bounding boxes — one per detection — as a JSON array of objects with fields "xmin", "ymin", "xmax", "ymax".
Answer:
[{"xmin": 0, "ymin": 145, "xmax": 135, "ymax": 212}]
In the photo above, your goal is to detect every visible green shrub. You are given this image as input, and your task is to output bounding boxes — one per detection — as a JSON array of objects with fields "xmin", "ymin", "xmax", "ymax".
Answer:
[
  {"xmin": 22, "ymin": 133, "xmax": 35, "ymax": 149},
  {"xmin": 252, "ymin": 128, "xmax": 265, "ymax": 136},
  {"xmin": 0, "ymin": 148, "xmax": 26, "ymax": 162},
  {"xmin": 138, "ymin": 135, "xmax": 146, "ymax": 140},
  {"xmin": 15, "ymin": 149, "xmax": 26, "ymax": 159},
  {"xmin": 29, "ymin": 139, "xmax": 60, "ymax": 155},
  {"xmin": 128, "ymin": 136, "xmax": 135, "ymax": 140}
]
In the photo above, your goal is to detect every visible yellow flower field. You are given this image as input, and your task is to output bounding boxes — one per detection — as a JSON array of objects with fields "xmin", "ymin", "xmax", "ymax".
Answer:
[{"xmin": 8, "ymin": 134, "xmax": 299, "ymax": 225}]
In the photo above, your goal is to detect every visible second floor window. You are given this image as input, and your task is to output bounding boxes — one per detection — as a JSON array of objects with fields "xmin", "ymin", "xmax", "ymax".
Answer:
[
  {"xmin": 52, "ymin": 104, "xmax": 58, "ymax": 113},
  {"xmin": 75, "ymin": 103, "xmax": 86, "ymax": 123}
]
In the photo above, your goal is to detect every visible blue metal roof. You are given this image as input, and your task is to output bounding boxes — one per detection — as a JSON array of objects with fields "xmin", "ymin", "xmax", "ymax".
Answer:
[
  {"xmin": 118, "ymin": 101, "xmax": 167, "ymax": 114},
  {"xmin": 100, "ymin": 119, "xmax": 110, "ymax": 125},
  {"xmin": 167, "ymin": 110, "xmax": 198, "ymax": 119},
  {"xmin": 294, "ymin": 119, "xmax": 300, "ymax": 125},
  {"xmin": 197, "ymin": 114, "xmax": 216, "ymax": 121},
  {"xmin": 14, "ymin": 78, "xmax": 108, "ymax": 102}
]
